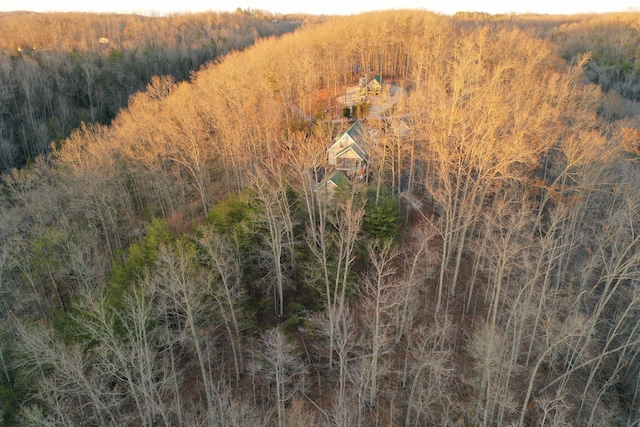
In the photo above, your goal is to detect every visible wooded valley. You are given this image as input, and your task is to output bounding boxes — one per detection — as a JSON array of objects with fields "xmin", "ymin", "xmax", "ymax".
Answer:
[
  {"xmin": 1, "ymin": 9, "xmax": 640, "ymax": 426},
  {"xmin": 0, "ymin": 10, "xmax": 302, "ymax": 171}
]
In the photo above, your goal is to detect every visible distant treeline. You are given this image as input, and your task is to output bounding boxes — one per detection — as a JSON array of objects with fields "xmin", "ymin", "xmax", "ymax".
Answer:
[
  {"xmin": 454, "ymin": 12, "xmax": 640, "ymax": 103},
  {"xmin": 0, "ymin": 11, "xmax": 302, "ymax": 171}
]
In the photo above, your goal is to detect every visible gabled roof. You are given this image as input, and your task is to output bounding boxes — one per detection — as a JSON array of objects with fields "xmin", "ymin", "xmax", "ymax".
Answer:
[
  {"xmin": 370, "ymin": 75, "xmax": 382, "ymax": 85},
  {"xmin": 317, "ymin": 170, "xmax": 350, "ymax": 190},
  {"xmin": 335, "ymin": 143, "xmax": 367, "ymax": 160},
  {"xmin": 387, "ymin": 119, "xmax": 410, "ymax": 137},
  {"xmin": 327, "ymin": 120, "xmax": 371, "ymax": 166},
  {"xmin": 338, "ymin": 120, "xmax": 367, "ymax": 147}
]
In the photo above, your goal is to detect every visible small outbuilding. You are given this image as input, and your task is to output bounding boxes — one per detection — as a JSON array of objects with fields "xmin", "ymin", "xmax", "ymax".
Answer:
[
  {"xmin": 315, "ymin": 170, "xmax": 350, "ymax": 202},
  {"xmin": 368, "ymin": 75, "xmax": 383, "ymax": 95}
]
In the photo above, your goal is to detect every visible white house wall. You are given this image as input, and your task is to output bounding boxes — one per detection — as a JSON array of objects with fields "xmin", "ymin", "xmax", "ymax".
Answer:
[{"xmin": 327, "ymin": 134, "xmax": 355, "ymax": 165}]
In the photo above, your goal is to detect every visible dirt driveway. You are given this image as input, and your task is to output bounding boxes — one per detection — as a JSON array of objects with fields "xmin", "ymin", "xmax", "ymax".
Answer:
[{"xmin": 338, "ymin": 82, "xmax": 405, "ymax": 119}]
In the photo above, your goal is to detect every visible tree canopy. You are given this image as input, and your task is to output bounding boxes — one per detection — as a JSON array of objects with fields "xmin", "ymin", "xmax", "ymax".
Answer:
[{"xmin": 2, "ymin": 9, "xmax": 640, "ymax": 426}]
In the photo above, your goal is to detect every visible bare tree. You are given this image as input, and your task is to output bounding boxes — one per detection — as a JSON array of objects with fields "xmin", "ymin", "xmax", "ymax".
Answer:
[
  {"xmin": 75, "ymin": 285, "xmax": 175, "ymax": 426},
  {"xmin": 13, "ymin": 320, "xmax": 117, "ymax": 426},
  {"xmin": 248, "ymin": 162, "xmax": 298, "ymax": 318},
  {"xmin": 201, "ymin": 228, "xmax": 245, "ymax": 383},
  {"xmin": 404, "ymin": 323, "xmax": 454, "ymax": 426},
  {"xmin": 358, "ymin": 240, "xmax": 400, "ymax": 407},
  {"xmin": 252, "ymin": 328, "xmax": 307, "ymax": 427},
  {"xmin": 155, "ymin": 241, "xmax": 218, "ymax": 424},
  {"xmin": 311, "ymin": 305, "xmax": 358, "ymax": 420}
]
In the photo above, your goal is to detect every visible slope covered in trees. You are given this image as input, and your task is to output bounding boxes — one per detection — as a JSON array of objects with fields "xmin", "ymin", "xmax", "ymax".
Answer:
[
  {"xmin": 1, "ymin": 9, "xmax": 640, "ymax": 426},
  {"xmin": 0, "ymin": 11, "xmax": 302, "ymax": 171}
]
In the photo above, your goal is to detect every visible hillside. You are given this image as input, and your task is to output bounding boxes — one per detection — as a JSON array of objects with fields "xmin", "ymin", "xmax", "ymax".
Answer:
[
  {"xmin": 1, "ymin": 10, "xmax": 640, "ymax": 426},
  {"xmin": 0, "ymin": 10, "xmax": 302, "ymax": 171}
]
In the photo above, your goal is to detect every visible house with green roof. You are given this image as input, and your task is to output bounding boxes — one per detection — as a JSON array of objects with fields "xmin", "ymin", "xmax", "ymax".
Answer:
[
  {"xmin": 358, "ymin": 74, "xmax": 383, "ymax": 96},
  {"xmin": 315, "ymin": 170, "xmax": 350, "ymax": 202},
  {"xmin": 368, "ymin": 75, "xmax": 383, "ymax": 95},
  {"xmin": 327, "ymin": 120, "xmax": 369, "ymax": 179}
]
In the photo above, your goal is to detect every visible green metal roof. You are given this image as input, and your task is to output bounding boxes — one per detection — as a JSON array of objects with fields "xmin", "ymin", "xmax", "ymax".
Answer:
[
  {"xmin": 339, "ymin": 120, "xmax": 367, "ymax": 147},
  {"xmin": 317, "ymin": 170, "xmax": 350, "ymax": 190}
]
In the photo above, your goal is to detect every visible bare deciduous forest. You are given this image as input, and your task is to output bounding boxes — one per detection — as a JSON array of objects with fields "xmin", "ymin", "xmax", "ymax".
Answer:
[
  {"xmin": 1, "ymin": 9, "xmax": 640, "ymax": 426},
  {"xmin": 0, "ymin": 10, "xmax": 303, "ymax": 171}
]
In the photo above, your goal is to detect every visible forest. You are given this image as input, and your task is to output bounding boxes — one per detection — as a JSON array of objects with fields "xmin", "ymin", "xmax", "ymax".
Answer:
[
  {"xmin": 1, "ymin": 8, "xmax": 640, "ymax": 426},
  {"xmin": 0, "ymin": 10, "xmax": 302, "ymax": 171}
]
